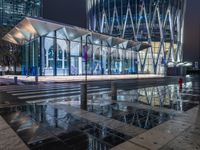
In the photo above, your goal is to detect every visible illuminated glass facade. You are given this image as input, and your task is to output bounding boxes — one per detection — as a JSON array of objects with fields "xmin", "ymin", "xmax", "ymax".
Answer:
[
  {"xmin": 4, "ymin": 17, "xmax": 143, "ymax": 76},
  {"xmin": 87, "ymin": 0, "xmax": 186, "ymax": 74},
  {"xmin": 0, "ymin": 0, "xmax": 42, "ymax": 26},
  {"xmin": 21, "ymin": 32, "xmax": 138, "ymax": 76}
]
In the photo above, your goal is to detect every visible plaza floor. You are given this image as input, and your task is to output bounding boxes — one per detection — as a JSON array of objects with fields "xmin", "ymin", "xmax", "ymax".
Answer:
[{"xmin": 0, "ymin": 76, "xmax": 199, "ymax": 150}]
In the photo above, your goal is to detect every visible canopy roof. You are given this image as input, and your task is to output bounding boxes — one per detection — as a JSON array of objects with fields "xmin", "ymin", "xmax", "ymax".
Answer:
[{"xmin": 3, "ymin": 17, "xmax": 151, "ymax": 51}]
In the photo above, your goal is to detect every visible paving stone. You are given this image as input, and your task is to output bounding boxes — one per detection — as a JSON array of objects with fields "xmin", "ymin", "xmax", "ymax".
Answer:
[
  {"xmin": 0, "ymin": 115, "xmax": 29, "ymax": 150},
  {"xmin": 160, "ymin": 125, "xmax": 200, "ymax": 150},
  {"xmin": 51, "ymin": 104, "xmax": 88, "ymax": 115},
  {"xmin": 174, "ymin": 107, "xmax": 200, "ymax": 125},
  {"xmin": 129, "ymin": 120, "xmax": 191, "ymax": 150},
  {"xmin": 0, "ymin": 116, "xmax": 9, "ymax": 130},
  {"xmin": 110, "ymin": 141, "xmax": 148, "ymax": 150},
  {"xmin": 153, "ymin": 120, "xmax": 191, "ymax": 136},
  {"xmin": 99, "ymin": 118, "xmax": 126, "ymax": 130},
  {"xmin": 130, "ymin": 129, "xmax": 175, "ymax": 150},
  {"xmin": 76, "ymin": 111, "xmax": 109, "ymax": 124},
  {"xmin": 27, "ymin": 127, "xmax": 55, "ymax": 145},
  {"xmin": 115, "ymin": 124, "xmax": 146, "ymax": 137},
  {"xmin": 0, "ymin": 128, "xmax": 29, "ymax": 150},
  {"xmin": 117, "ymin": 101, "xmax": 180, "ymax": 115}
]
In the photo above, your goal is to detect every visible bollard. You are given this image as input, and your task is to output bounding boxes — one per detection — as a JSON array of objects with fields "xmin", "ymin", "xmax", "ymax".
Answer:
[
  {"xmin": 111, "ymin": 82, "xmax": 117, "ymax": 100},
  {"xmin": 80, "ymin": 83, "xmax": 87, "ymax": 110},
  {"xmin": 35, "ymin": 75, "xmax": 38, "ymax": 84},
  {"xmin": 14, "ymin": 76, "xmax": 18, "ymax": 85}
]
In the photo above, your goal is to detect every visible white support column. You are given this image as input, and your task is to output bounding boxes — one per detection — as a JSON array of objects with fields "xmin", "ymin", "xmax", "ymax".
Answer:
[
  {"xmin": 46, "ymin": 47, "xmax": 49, "ymax": 69},
  {"xmin": 62, "ymin": 49, "xmax": 65, "ymax": 69},
  {"xmin": 32, "ymin": 41, "xmax": 35, "ymax": 67}
]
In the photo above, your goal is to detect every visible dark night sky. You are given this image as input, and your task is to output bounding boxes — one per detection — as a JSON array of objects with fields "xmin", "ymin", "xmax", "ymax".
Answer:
[
  {"xmin": 183, "ymin": 0, "xmax": 200, "ymax": 64},
  {"xmin": 43, "ymin": 0, "xmax": 87, "ymax": 28},
  {"xmin": 43, "ymin": 0, "xmax": 200, "ymax": 64}
]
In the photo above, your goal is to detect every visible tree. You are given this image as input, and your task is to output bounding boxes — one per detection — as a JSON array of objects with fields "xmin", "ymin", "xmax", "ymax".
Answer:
[
  {"xmin": 11, "ymin": 46, "xmax": 22, "ymax": 74},
  {"xmin": 0, "ymin": 26, "xmax": 21, "ymax": 74}
]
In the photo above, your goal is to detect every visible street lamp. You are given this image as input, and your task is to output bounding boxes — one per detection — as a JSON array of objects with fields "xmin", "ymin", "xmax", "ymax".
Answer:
[
  {"xmin": 136, "ymin": 51, "xmax": 139, "ymax": 80},
  {"xmin": 81, "ymin": 34, "xmax": 91, "ymax": 110}
]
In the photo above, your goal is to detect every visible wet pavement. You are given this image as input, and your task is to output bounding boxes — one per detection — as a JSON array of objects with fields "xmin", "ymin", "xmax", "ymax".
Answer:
[
  {"xmin": 0, "ymin": 76, "xmax": 200, "ymax": 150},
  {"xmin": 0, "ymin": 115, "xmax": 29, "ymax": 150},
  {"xmin": 1, "ymin": 105, "xmax": 132, "ymax": 150}
]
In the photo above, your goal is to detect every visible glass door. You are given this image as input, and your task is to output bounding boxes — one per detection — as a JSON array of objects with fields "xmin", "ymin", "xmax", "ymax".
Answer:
[{"xmin": 71, "ymin": 56, "xmax": 82, "ymax": 75}]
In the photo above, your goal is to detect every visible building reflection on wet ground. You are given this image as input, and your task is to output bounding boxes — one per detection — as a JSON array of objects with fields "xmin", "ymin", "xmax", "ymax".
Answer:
[
  {"xmin": 1, "ymin": 105, "xmax": 131, "ymax": 150},
  {"xmin": 0, "ymin": 76, "xmax": 200, "ymax": 150}
]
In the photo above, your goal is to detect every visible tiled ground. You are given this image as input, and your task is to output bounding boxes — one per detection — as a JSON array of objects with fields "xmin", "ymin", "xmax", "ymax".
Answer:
[
  {"xmin": 111, "ymin": 106, "xmax": 200, "ymax": 150},
  {"xmin": 0, "ymin": 116, "xmax": 29, "ymax": 150},
  {"xmin": 0, "ymin": 76, "xmax": 199, "ymax": 150}
]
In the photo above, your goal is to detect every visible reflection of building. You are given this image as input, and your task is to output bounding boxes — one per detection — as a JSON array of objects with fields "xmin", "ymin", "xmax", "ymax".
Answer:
[
  {"xmin": 3, "ymin": 17, "xmax": 150, "ymax": 76},
  {"xmin": 87, "ymin": 0, "xmax": 186, "ymax": 74}
]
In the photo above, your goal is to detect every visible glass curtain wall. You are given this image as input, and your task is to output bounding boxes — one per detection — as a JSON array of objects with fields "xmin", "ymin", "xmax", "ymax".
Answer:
[
  {"xmin": 102, "ymin": 47, "xmax": 110, "ymax": 75},
  {"xmin": 82, "ymin": 43, "xmax": 93, "ymax": 75},
  {"xmin": 56, "ymin": 39, "xmax": 69, "ymax": 76},
  {"xmin": 21, "ymin": 38, "xmax": 40, "ymax": 76},
  {"xmin": 93, "ymin": 45, "xmax": 102, "ymax": 75},
  {"xmin": 138, "ymin": 43, "xmax": 165, "ymax": 74},
  {"xmin": 44, "ymin": 36, "xmax": 54, "ymax": 75},
  {"xmin": 43, "ymin": 31, "xmax": 70, "ymax": 76},
  {"xmin": 124, "ymin": 49, "xmax": 133, "ymax": 74},
  {"xmin": 22, "ymin": 31, "xmax": 138, "ymax": 76},
  {"xmin": 0, "ymin": 0, "xmax": 42, "ymax": 26},
  {"xmin": 71, "ymin": 41, "xmax": 82, "ymax": 75},
  {"xmin": 111, "ymin": 47, "xmax": 124, "ymax": 75},
  {"xmin": 87, "ymin": 0, "xmax": 186, "ymax": 75}
]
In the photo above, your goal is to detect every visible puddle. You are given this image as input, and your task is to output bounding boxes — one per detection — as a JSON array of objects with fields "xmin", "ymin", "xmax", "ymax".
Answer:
[
  {"xmin": 87, "ymin": 104, "xmax": 170, "ymax": 129},
  {"xmin": 0, "ymin": 104, "xmax": 130, "ymax": 150}
]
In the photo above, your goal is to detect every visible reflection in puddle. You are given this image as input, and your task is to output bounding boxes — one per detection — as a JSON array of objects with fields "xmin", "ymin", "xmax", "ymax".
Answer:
[
  {"xmin": 51, "ymin": 83, "xmax": 199, "ymax": 112},
  {"xmin": 116, "ymin": 83, "xmax": 199, "ymax": 112},
  {"xmin": 87, "ymin": 105, "xmax": 170, "ymax": 129},
  {"xmin": 0, "ymin": 105, "xmax": 130, "ymax": 150},
  {"xmin": 33, "ymin": 83, "xmax": 199, "ymax": 130}
]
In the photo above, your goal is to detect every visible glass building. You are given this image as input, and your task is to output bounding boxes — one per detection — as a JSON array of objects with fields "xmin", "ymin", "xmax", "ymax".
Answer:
[
  {"xmin": 0, "ymin": 0, "xmax": 42, "ymax": 26},
  {"xmin": 87, "ymin": 0, "xmax": 186, "ymax": 74},
  {"xmin": 3, "ymin": 17, "xmax": 150, "ymax": 76}
]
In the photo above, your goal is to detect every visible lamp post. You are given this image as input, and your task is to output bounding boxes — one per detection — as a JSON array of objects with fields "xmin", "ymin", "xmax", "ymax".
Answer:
[
  {"xmin": 81, "ymin": 34, "xmax": 91, "ymax": 110},
  {"xmin": 136, "ymin": 51, "xmax": 139, "ymax": 80}
]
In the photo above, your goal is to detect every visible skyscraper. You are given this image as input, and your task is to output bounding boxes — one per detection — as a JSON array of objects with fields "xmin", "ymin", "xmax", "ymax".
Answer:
[
  {"xmin": 0, "ymin": 0, "xmax": 42, "ymax": 73},
  {"xmin": 87, "ymin": 0, "xmax": 186, "ymax": 74},
  {"xmin": 0, "ymin": 0, "xmax": 42, "ymax": 26}
]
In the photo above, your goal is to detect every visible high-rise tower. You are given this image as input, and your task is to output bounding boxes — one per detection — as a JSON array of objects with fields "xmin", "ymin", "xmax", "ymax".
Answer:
[{"xmin": 87, "ymin": 0, "xmax": 186, "ymax": 74}]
